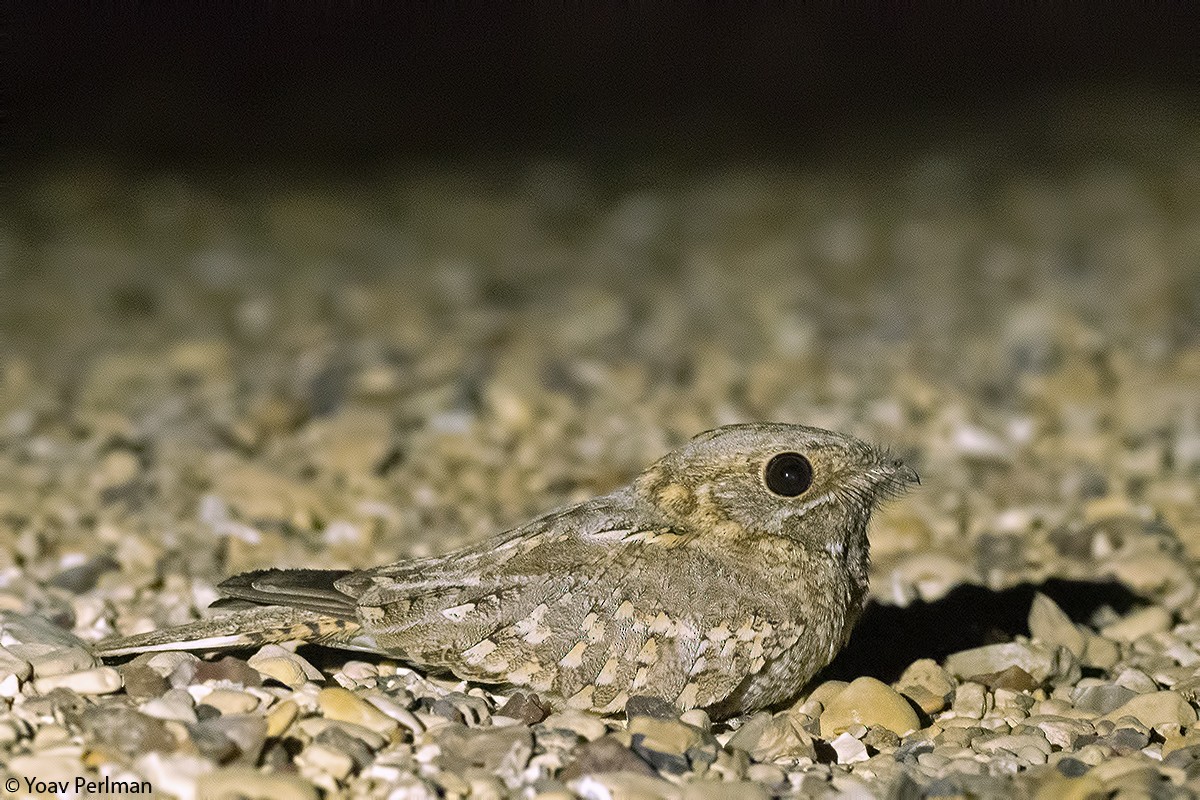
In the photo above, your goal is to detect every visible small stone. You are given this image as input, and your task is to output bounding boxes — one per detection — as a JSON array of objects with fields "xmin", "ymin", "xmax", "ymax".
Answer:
[
  {"xmin": 80, "ymin": 706, "xmax": 177, "ymax": 757},
  {"xmin": 0, "ymin": 645, "xmax": 31, "ymax": 682},
  {"xmin": 314, "ymin": 726, "xmax": 375, "ymax": 770},
  {"xmin": 572, "ymin": 772, "xmax": 682, "ymax": 800},
  {"xmin": 1100, "ymin": 606, "xmax": 1172, "ymax": 643},
  {"xmin": 498, "ymin": 691, "xmax": 550, "ymax": 724},
  {"xmin": 201, "ymin": 688, "xmax": 260, "ymax": 715},
  {"xmin": 629, "ymin": 716, "xmax": 706, "ymax": 774},
  {"xmin": 363, "ymin": 693, "xmax": 425, "ymax": 736},
  {"xmin": 625, "ymin": 695, "xmax": 679, "ymax": 720},
  {"xmin": 819, "ymin": 676, "xmax": 919, "ymax": 737},
  {"xmin": 297, "ymin": 719, "xmax": 387, "ymax": 751},
  {"xmin": 119, "ymin": 663, "xmax": 169, "ymax": 699},
  {"xmin": 249, "ymin": 644, "xmax": 322, "ymax": 687},
  {"xmin": 950, "ymin": 681, "xmax": 988, "ymax": 719},
  {"xmin": 1072, "ymin": 684, "xmax": 1137, "ymax": 716},
  {"xmin": 434, "ymin": 723, "xmax": 534, "ymax": 776},
  {"xmin": 1080, "ymin": 634, "xmax": 1121, "ymax": 669},
  {"xmin": 895, "ymin": 659, "xmax": 954, "ymax": 714},
  {"xmin": 1100, "ymin": 691, "xmax": 1198, "ymax": 728},
  {"xmin": 251, "ymin": 698, "xmax": 293, "ymax": 739},
  {"xmin": 560, "ymin": 735, "xmax": 656, "ymax": 779},
  {"xmin": 1028, "ymin": 593, "xmax": 1087, "ymax": 657},
  {"xmin": 829, "ymin": 731, "xmax": 869, "ymax": 764},
  {"xmin": 33, "ymin": 666, "xmax": 122, "ymax": 695},
  {"xmin": 971, "ymin": 665, "xmax": 1039, "ymax": 692},
  {"xmin": 318, "ymin": 687, "xmax": 399, "ymax": 735},
  {"xmin": 194, "ymin": 656, "xmax": 263, "ymax": 687},
  {"xmin": 141, "ymin": 689, "xmax": 199, "ymax": 724},
  {"xmin": 726, "ymin": 711, "xmax": 815, "ymax": 763},
  {"xmin": 144, "ymin": 651, "xmax": 200, "ymax": 678},
  {"xmin": 806, "ymin": 679, "xmax": 849, "ymax": 708},
  {"xmin": 1101, "ymin": 726, "xmax": 1150, "ymax": 755},
  {"xmin": 197, "ymin": 766, "xmax": 318, "ymax": 800},
  {"xmin": 28, "ymin": 646, "xmax": 98, "ymax": 679},
  {"xmin": 945, "ymin": 641, "xmax": 1070, "ymax": 684},
  {"xmin": 542, "ymin": 710, "xmax": 608, "ymax": 741},
  {"xmin": 297, "ymin": 742, "xmax": 355, "ymax": 781},
  {"xmin": 190, "ymin": 714, "xmax": 268, "ymax": 765},
  {"xmin": 679, "ymin": 709, "xmax": 711, "ymax": 731}
]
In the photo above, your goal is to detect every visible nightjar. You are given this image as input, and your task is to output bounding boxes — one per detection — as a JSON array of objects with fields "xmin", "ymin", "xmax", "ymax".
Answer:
[{"xmin": 97, "ymin": 423, "xmax": 917, "ymax": 719}]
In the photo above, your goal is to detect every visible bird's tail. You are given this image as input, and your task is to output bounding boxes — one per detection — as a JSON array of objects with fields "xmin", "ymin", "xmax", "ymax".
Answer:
[{"xmin": 94, "ymin": 604, "xmax": 364, "ymax": 657}]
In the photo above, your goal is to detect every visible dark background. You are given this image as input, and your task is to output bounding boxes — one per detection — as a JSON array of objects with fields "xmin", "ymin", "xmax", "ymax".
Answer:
[{"xmin": 12, "ymin": 5, "xmax": 1200, "ymax": 168}]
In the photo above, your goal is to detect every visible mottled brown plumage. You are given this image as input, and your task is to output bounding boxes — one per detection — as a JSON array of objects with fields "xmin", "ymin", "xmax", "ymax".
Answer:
[{"xmin": 97, "ymin": 423, "xmax": 917, "ymax": 719}]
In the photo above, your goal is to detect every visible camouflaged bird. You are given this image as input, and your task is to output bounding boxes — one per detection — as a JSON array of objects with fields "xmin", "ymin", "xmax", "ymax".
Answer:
[{"xmin": 97, "ymin": 423, "xmax": 917, "ymax": 719}]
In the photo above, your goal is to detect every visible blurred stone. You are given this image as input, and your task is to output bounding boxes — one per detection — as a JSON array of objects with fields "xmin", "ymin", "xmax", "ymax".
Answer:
[{"xmin": 819, "ymin": 677, "xmax": 919, "ymax": 737}]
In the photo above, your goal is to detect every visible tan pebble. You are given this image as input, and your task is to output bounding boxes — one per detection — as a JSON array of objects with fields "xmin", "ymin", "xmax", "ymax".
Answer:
[
  {"xmin": 1100, "ymin": 691, "xmax": 1198, "ymax": 728},
  {"xmin": 32, "ymin": 724, "xmax": 71, "ymax": 749},
  {"xmin": 1100, "ymin": 606, "xmax": 1172, "ymax": 643},
  {"xmin": 266, "ymin": 700, "xmax": 300, "ymax": 738},
  {"xmin": 33, "ymin": 666, "xmax": 122, "ymax": 695},
  {"xmin": 297, "ymin": 743, "xmax": 354, "ymax": 781},
  {"xmin": 950, "ymin": 681, "xmax": 989, "ymax": 719},
  {"xmin": 805, "ymin": 679, "xmax": 849, "ymax": 709},
  {"xmin": 820, "ymin": 676, "xmax": 919, "ymax": 737},
  {"xmin": 317, "ymin": 687, "xmax": 399, "ymax": 735},
  {"xmin": 1032, "ymin": 774, "xmax": 1105, "ymax": 800},
  {"xmin": 0, "ymin": 645, "xmax": 32, "ymax": 681},
  {"xmin": 339, "ymin": 660, "xmax": 379, "ymax": 681},
  {"xmin": 145, "ymin": 651, "xmax": 200, "ymax": 678},
  {"xmin": 197, "ymin": 766, "xmax": 318, "ymax": 800},
  {"xmin": 1081, "ymin": 633, "xmax": 1121, "ymax": 669},
  {"xmin": 249, "ymin": 656, "xmax": 310, "ymax": 688},
  {"xmin": 542, "ymin": 710, "xmax": 607, "ymax": 741},
  {"xmin": 297, "ymin": 718, "xmax": 388, "ymax": 751},
  {"xmin": 364, "ymin": 693, "xmax": 425, "ymax": 735},
  {"xmin": 679, "ymin": 708, "xmax": 711, "ymax": 731},
  {"xmin": 1027, "ymin": 593, "xmax": 1087, "ymax": 658},
  {"xmin": 1088, "ymin": 754, "xmax": 1156, "ymax": 782},
  {"xmin": 628, "ymin": 716, "xmax": 703, "ymax": 754},
  {"xmin": 202, "ymin": 688, "xmax": 260, "ymax": 715}
]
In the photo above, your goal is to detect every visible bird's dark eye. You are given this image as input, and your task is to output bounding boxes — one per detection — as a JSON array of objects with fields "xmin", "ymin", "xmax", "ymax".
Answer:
[{"xmin": 764, "ymin": 452, "xmax": 813, "ymax": 497}]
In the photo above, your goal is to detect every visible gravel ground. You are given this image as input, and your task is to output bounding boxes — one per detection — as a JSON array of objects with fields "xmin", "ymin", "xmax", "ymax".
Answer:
[{"xmin": 2, "ymin": 99, "xmax": 1200, "ymax": 798}]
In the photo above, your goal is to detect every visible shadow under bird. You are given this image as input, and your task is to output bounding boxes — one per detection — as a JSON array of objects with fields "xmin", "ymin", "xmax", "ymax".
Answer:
[{"xmin": 97, "ymin": 422, "xmax": 918, "ymax": 720}]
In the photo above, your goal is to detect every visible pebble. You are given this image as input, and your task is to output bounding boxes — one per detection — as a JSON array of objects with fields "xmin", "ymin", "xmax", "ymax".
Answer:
[
  {"xmin": 202, "ymin": 688, "xmax": 261, "ymax": 715},
  {"xmin": 434, "ymin": 723, "xmax": 534, "ymax": 776},
  {"xmin": 542, "ymin": 710, "xmax": 608, "ymax": 742},
  {"xmin": 265, "ymin": 699, "xmax": 300, "ymax": 737},
  {"xmin": 944, "ymin": 641, "xmax": 1064, "ymax": 684},
  {"xmin": 829, "ymin": 731, "xmax": 869, "ymax": 764},
  {"xmin": 1072, "ymin": 684, "xmax": 1137, "ymax": 716},
  {"xmin": 297, "ymin": 718, "xmax": 388, "ymax": 751},
  {"xmin": 194, "ymin": 656, "xmax": 263, "ymax": 687},
  {"xmin": 725, "ymin": 712, "xmax": 816, "ymax": 763},
  {"xmin": 819, "ymin": 676, "xmax": 919, "ymax": 737},
  {"xmin": 1100, "ymin": 691, "xmax": 1198, "ymax": 728},
  {"xmin": 0, "ymin": 645, "xmax": 31, "ymax": 682},
  {"xmin": 120, "ymin": 662, "xmax": 170, "ymax": 699},
  {"xmin": 197, "ymin": 766, "xmax": 318, "ymax": 800},
  {"xmin": 249, "ymin": 644, "xmax": 323, "ymax": 687},
  {"xmin": 497, "ymin": 691, "xmax": 551, "ymax": 724},
  {"xmin": 297, "ymin": 742, "xmax": 355, "ymax": 781},
  {"xmin": 1100, "ymin": 606, "xmax": 1173, "ymax": 643},
  {"xmin": 317, "ymin": 687, "xmax": 400, "ymax": 735},
  {"xmin": 1028, "ymin": 593, "xmax": 1088, "ymax": 657},
  {"xmin": 80, "ymin": 706, "xmax": 177, "ymax": 757},
  {"xmin": 32, "ymin": 665, "xmax": 122, "ymax": 695},
  {"xmin": 560, "ymin": 735, "xmax": 657, "ymax": 779}
]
